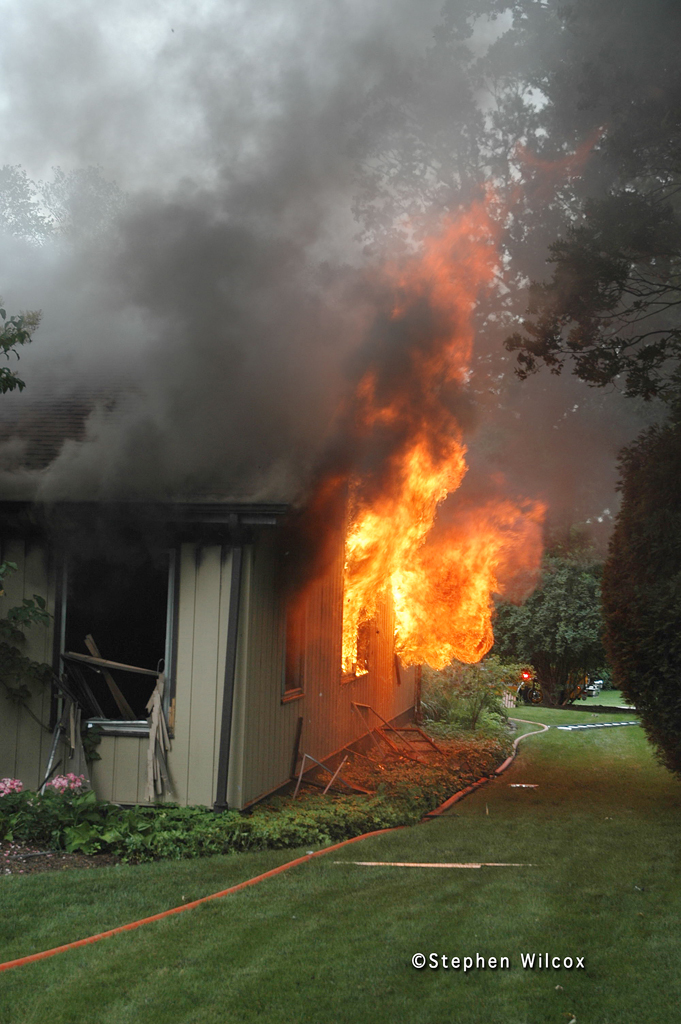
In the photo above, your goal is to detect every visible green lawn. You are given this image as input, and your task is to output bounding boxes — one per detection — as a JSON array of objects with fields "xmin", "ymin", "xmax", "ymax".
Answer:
[{"xmin": 2, "ymin": 697, "xmax": 681, "ymax": 1024}]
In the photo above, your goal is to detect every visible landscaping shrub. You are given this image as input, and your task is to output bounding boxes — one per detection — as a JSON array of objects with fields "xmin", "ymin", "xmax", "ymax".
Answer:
[{"xmin": 421, "ymin": 656, "xmax": 529, "ymax": 738}]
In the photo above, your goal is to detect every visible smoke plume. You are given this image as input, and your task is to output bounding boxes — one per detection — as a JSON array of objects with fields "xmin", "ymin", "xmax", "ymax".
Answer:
[{"xmin": 0, "ymin": 1, "xmax": 660, "ymax": 548}]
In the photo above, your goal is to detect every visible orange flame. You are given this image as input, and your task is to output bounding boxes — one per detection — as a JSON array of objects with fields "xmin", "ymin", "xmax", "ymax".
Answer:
[{"xmin": 342, "ymin": 194, "xmax": 545, "ymax": 672}]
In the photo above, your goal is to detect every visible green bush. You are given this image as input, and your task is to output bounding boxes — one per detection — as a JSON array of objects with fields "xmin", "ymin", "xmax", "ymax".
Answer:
[
  {"xmin": 0, "ymin": 787, "xmax": 108, "ymax": 850},
  {"xmin": 421, "ymin": 656, "xmax": 529, "ymax": 738}
]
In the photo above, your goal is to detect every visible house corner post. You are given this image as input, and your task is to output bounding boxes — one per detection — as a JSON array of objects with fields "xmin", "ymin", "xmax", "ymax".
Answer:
[{"xmin": 214, "ymin": 539, "xmax": 243, "ymax": 811}]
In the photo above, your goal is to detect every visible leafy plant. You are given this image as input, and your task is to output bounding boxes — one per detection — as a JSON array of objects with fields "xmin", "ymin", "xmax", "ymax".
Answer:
[
  {"xmin": 0, "ymin": 735, "xmax": 510, "ymax": 865},
  {"xmin": 0, "ymin": 561, "xmax": 53, "ymax": 726},
  {"xmin": 0, "ymin": 303, "xmax": 40, "ymax": 395},
  {"xmin": 421, "ymin": 656, "xmax": 528, "ymax": 737}
]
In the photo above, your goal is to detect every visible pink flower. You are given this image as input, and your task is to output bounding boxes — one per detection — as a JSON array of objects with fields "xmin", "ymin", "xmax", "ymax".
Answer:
[
  {"xmin": 0, "ymin": 778, "xmax": 23, "ymax": 797},
  {"xmin": 45, "ymin": 774, "xmax": 86, "ymax": 794}
]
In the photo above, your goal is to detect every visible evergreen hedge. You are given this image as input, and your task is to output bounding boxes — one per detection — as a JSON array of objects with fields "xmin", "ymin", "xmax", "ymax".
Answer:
[{"xmin": 602, "ymin": 413, "xmax": 681, "ymax": 773}]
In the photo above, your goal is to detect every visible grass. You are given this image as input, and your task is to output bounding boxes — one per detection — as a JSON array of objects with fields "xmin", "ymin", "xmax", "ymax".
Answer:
[
  {"xmin": 569, "ymin": 687, "xmax": 634, "ymax": 708},
  {"xmin": 2, "ymin": 693, "xmax": 681, "ymax": 1023}
]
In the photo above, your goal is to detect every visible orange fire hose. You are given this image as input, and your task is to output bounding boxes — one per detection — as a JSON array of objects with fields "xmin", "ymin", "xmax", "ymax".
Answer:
[
  {"xmin": 0, "ymin": 829, "xmax": 400, "ymax": 973},
  {"xmin": 0, "ymin": 721, "xmax": 550, "ymax": 974}
]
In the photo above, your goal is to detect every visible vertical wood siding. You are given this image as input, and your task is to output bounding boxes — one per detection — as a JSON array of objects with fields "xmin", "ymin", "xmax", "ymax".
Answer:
[
  {"xmin": 0, "ymin": 528, "xmax": 416, "ymax": 810},
  {"xmin": 0, "ymin": 539, "xmax": 56, "ymax": 788},
  {"xmin": 90, "ymin": 736, "xmax": 147, "ymax": 804},
  {"xmin": 165, "ymin": 544, "xmax": 232, "ymax": 807},
  {"xmin": 234, "ymin": 530, "xmax": 416, "ymax": 809}
]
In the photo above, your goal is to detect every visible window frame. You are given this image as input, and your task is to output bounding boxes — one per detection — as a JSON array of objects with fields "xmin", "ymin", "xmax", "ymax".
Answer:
[
  {"xmin": 58, "ymin": 547, "xmax": 178, "ymax": 736},
  {"xmin": 281, "ymin": 593, "xmax": 306, "ymax": 704},
  {"xmin": 340, "ymin": 615, "xmax": 372, "ymax": 684}
]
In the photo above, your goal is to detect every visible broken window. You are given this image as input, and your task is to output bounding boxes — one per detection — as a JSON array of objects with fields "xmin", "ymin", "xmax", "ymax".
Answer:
[
  {"xmin": 341, "ymin": 612, "xmax": 373, "ymax": 682},
  {"xmin": 61, "ymin": 546, "xmax": 175, "ymax": 723},
  {"xmin": 355, "ymin": 618, "xmax": 372, "ymax": 675}
]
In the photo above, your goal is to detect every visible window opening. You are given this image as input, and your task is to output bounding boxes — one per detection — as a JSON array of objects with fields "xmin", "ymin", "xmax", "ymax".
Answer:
[
  {"xmin": 62, "ymin": 546, "xmax": 172, "ymax": 722},
  {"xmin": 342, "ymin": 610, "xmax": 373, "ymax": 681},
  {"xmin": 355, "ymin": 618, "xmax": 372, "ymax": 674},
  {"xmin": 283, "ymin": 593, "xmax": 306, "ymax": 699}
]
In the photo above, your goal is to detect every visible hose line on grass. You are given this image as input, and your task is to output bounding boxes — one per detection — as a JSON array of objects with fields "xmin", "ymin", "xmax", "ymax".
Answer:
[
  {"xmin": 424, "ymin": 717, "xmax": 550, "ymax": 816},
  {"xmin": 0, "ymin": 720, "xmax": 552, "ymax": 974}
]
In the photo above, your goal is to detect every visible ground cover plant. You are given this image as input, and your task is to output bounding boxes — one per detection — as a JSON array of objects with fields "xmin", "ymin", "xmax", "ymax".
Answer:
[
  {"xmin": 1, "ymin": 695, "xmax": 680, "ymax": 1023},
  {"xmin": 0, "ymin": 737, "xmax": 509, "ymax": 867}
]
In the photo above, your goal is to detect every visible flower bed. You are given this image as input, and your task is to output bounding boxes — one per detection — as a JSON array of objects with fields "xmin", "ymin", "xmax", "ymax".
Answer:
[{"xmin": 0, "ymin": 735, "xmax": 510, "ymax": 868}]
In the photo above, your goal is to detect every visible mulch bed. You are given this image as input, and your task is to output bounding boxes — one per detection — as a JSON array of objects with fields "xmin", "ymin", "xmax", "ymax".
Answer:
[
  {"xmin": 1, "ymin": 841, "xmax": 119, "ymax": 876},
  {"xmin": 279, "ymin": 735, "xmax": 506, "ymax": 802}
]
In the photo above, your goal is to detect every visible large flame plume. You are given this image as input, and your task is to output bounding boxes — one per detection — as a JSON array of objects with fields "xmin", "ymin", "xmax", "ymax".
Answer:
[{"xmin": 341, "ymin": 195, "xmax": 545, "ymax": 672}]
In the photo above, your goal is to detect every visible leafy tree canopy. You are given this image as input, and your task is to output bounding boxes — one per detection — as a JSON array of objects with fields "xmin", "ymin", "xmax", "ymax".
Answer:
[
  {"xmin": 352, "ymin": 0, "xmax": 681, "ymax": 401},
  {"xmin": 492, "ymin": 546, "xmax": 608, "ymax": 704},
  {"xmin": 499, "ymin": 0, "xmax": 681, "ymax": 400},
  {"xmin": 0, "ymin": 164, "xmax": 127, "ymax": 246}
]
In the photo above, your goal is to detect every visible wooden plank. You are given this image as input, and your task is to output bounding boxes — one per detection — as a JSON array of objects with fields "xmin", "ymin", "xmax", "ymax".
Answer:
[
  {"xmin": 226, "ymin": 545, "xmax": 251, "ymax": 808},
  {"xmin": 13, "ymin": 540, "xmax": 52, "ymax": 789},
  {"xmin": 62, "ymin": 651, "xmax": 159, "ymax": 677},
  {"xmin": 1, "ymin": 539, "xmax": 24, "ymax": 781},
  {"xmin": 0, "ymin": 701, "xmax": 21, "ymax": 781},
  {"xmin": 82, "ymin": 636, "xmax": 137, "ymax": 720},
  {"xmin": 211, "ymin": 548, "xmax": 232, "ymax": 804},
  {"xmin": 289, "ymin": 716, "xmax": 304, "ymax": 778}
]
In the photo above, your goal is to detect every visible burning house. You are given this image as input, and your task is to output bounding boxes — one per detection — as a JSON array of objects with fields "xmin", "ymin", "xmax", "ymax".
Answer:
[
  {"xmin": 0, "ymin": 193, "xmax": 545, "ymax": 811},
  {"xmin": 0, "ymin": 485, "xmax": 420, "ymax": 810}
]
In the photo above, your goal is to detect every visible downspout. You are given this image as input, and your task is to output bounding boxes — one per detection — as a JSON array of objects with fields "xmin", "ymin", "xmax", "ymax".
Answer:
[{"xmin": 213, "ymin": 540, "xmax": 244, "ymax": 812}]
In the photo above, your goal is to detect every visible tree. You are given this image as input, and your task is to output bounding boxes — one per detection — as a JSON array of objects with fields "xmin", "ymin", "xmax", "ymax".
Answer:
[
  {"xmin": 601, "ymin": 414, "xmax": 681, "ymax": 773},
  {"xmin": 351, "ymin": 1, "xmax": 681, "ymax": 402},
  {"xmin": 500, "ymin": 0, "xmax": 681, "ymax": 402},
  {"xmin": 0, "ymin": 303, "xmax": 40, "ymax": 395},
  {"xmin": 492, "ymin": 549, "xmax": 608, "ymax": 704},
  {"xmin": 0, "ymin": 164, "xmax": 127, "ymax": 246},
  {"xmin": 0, "ymin": 302, "xmax": 49, "ymax": 721}
]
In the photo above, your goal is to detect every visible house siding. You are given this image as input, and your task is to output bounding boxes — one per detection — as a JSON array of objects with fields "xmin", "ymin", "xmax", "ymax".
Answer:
[
  {"xmin": 0, "ymin": 527, "xmax": 416, "ymax": 810},
  {"xmin": 234, "ymin": 530, "xmax": 416, "ymax": 809},
  {"xmin": 0, "ymin": 539, "xmax": 56, "ymax": 788},
  {"xmin": 165, "ymin": 543, "xmax": 232, "ymax": 807}
]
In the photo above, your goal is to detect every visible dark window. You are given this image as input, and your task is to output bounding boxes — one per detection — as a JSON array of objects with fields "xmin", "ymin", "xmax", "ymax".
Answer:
[
  {"xmin": 63, "ymin": 548, "xmax": 172, "ymax": 721},
  {"xmin": 283, "ymin": 595, "xmax": 306, "ymax": 698}
]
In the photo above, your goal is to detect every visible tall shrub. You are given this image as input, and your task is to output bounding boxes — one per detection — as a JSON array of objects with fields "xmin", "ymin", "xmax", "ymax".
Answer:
[{"xmin": 602, "ymin": 415, "xmax": 681, "ymax": 773}]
